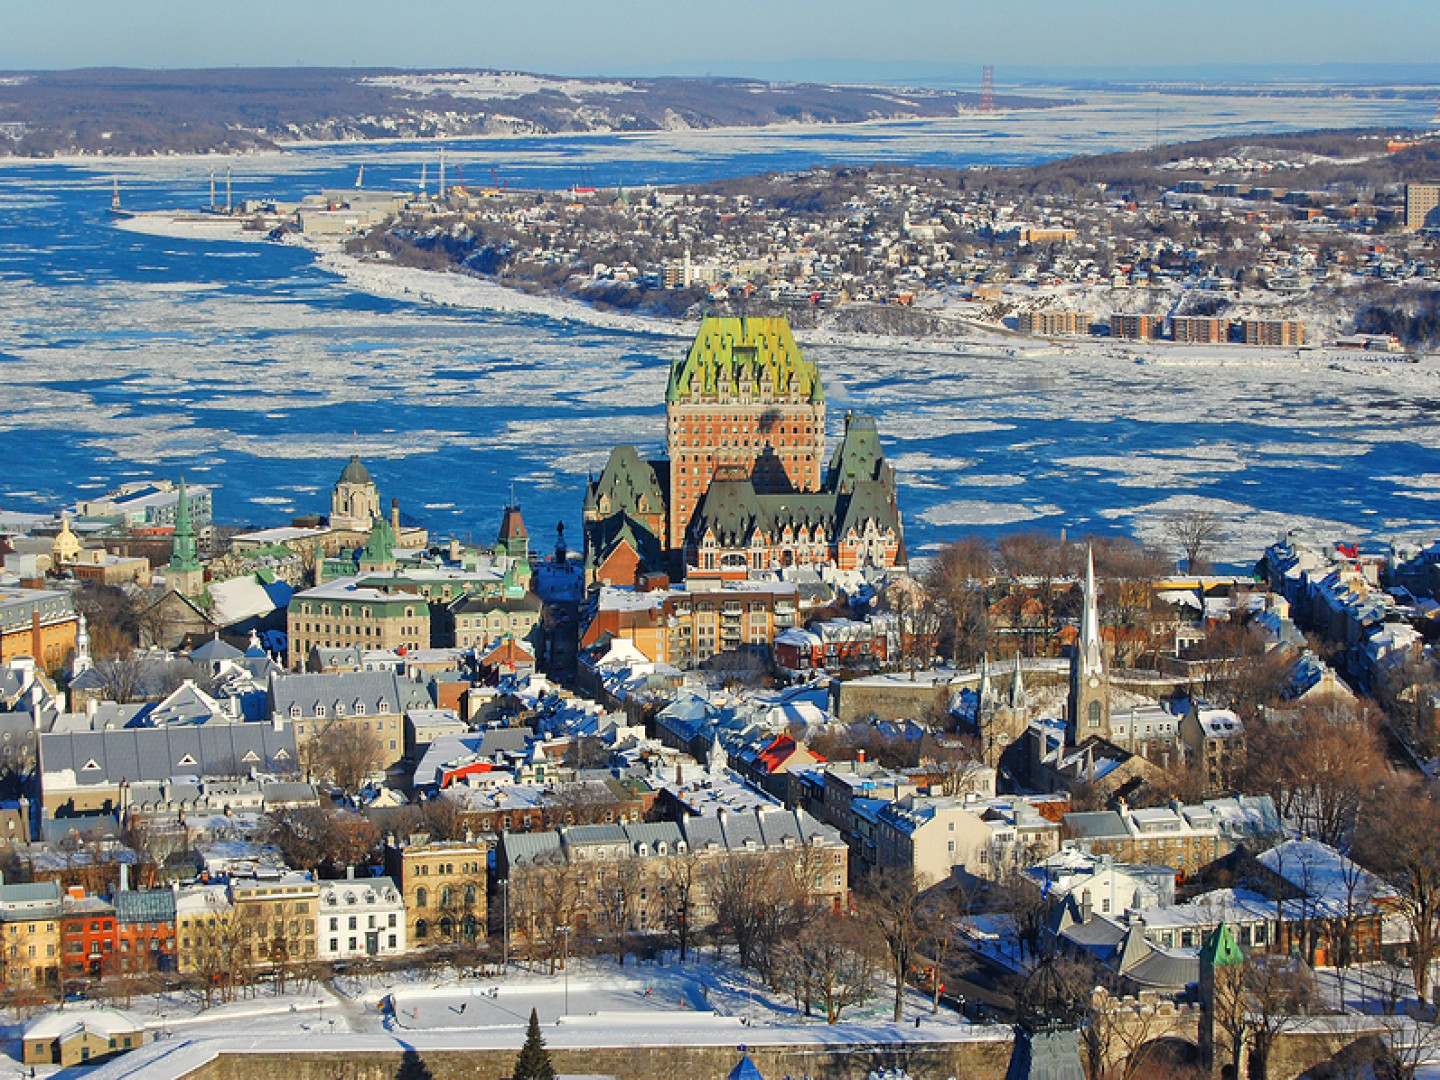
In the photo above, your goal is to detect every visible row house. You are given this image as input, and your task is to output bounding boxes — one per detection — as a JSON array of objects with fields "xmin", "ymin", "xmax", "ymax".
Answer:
[{"xmin": 498, "ymin": 809, "xmax": 848, "ymax": 950}]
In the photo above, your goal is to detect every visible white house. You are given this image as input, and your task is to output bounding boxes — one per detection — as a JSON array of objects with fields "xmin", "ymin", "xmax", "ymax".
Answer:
[{"xmin": 317, "ymin": 870, "xmax": 406, "ymax": 960}]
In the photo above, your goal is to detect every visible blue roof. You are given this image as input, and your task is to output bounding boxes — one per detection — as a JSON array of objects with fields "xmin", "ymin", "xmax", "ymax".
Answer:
[{"xmin": 727, "ymin": 1057, "xmax": 765, "ymax": 1080}]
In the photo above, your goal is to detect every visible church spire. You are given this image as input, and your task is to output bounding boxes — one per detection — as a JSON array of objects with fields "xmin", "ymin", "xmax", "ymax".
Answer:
[
  {"xmin": 1079, "ymin": 545, "xmax": 1103, "ymax": 678},
  {"xmin": 169, "ymin": 475, "xmax": 200, "ymax": 573},
  {"xmin": 1009, "ymin": 652, "xmax": 1026, "ymax": 710}
]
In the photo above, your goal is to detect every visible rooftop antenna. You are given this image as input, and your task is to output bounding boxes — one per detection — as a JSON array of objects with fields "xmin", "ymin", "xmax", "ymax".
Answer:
[
  {"xmin": 979, "ymin": 66, "xmax": 996, "ymax": 113},
  {"xmin": 225, "ymin": 164, "xmax": 232, "ymax": 213}
]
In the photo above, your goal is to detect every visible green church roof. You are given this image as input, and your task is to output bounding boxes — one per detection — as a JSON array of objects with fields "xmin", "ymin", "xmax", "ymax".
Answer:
[
  {"xmin": 1200, "ymin": 922, "xmax": 1245, "ymax": 967},
  {"xmin": 666, "ymin": 317, "xmax": 822, "ymax": 405}
]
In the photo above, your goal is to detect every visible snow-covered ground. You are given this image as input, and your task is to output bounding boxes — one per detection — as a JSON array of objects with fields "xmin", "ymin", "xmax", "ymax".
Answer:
[{"xmin": 20, "ymin": 954, "xmax": 999, "ymax": 1080}]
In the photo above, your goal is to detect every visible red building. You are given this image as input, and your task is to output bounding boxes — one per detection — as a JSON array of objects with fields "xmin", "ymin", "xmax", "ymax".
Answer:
[
  {"xmin": 60, "ymin": 889, "xmax": 116, "ymax": 981},
  {"xmin": 114, "ymin": 888, "xmax": 177, "ymax": 973}
]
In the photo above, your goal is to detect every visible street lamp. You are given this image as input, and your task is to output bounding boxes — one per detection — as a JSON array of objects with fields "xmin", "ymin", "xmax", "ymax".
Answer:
[{"xmin": 560, "ymin": 925, "xmax": 571, "ymax": 1017}]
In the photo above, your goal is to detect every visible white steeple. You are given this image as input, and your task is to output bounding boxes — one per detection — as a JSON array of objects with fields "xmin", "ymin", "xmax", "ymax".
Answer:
[
  {"xmin": 708, "ymin": 734, "xmax": 727, "ymax": 776},
  {"xmin": 1079, "ymin": 545, "xmax": 1103, "ymax": 678},
  {"xmin": 1009, "ymin": 652, "xmax": 1026, "ymax": 710},
  {"xmin": 71, "ymin": 613, "xmax": 92, "ymax": 677},
  {"xmin": 977, "ymin": 654, "xmax": 995, "ymax": 712}
]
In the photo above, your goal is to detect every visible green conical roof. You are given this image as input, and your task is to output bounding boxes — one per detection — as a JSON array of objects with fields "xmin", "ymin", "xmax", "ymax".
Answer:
[
  {"xmin": 1200, "ymin": 922, "xmax": 1245, "ymax": 967},
  {"xmin": 363, "ymin": 515, "xmax": 395, "ymax": 563},
  {"xmin": 169, "ymin": 475, "xmax": 201, "ymax": 573}
]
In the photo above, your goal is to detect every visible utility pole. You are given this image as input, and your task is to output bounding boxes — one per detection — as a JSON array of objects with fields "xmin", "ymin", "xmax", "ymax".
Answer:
[{"xmin": 499, "ymin": 877, "xmax": 509, "ymax": 971}]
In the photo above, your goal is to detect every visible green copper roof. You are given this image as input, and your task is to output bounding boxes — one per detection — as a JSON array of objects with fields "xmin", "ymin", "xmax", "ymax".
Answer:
[
  {"xmin": 169, "ymin": 475, "xmax": 201, "ymax": 573},
  {"xmin": 339, "ymin": 455, "xmax": 372, "ymax": 485},
  {"xmin": 1200, "ymin": 922, "xmax": 1245, "ymax": 967},
  {"xmin": 363, "ymin": 515, "xmax": 396, "ymax": 564},
  {"xmin": 666, "ymin": 317, "xmax": 822, "ymax": 405}
]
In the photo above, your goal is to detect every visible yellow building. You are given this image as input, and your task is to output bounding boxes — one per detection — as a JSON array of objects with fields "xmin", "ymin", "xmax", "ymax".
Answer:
[
  {"xmin": 0, "ymin": 588, "xmax": 79, "ymax": 674},
  {"xmin": 23, "ymin": 1007, "xmax": 147, "ymax": 1066},
  {"xmin": 1, "ymin": 879, "xmax": 62, "ymax": 988},
  {"xmin": 174, "ymin": 884, "xmax": 233, "ymax": 977},
  {"xmin": 384, "ymin": 837, "xmax": 488, "ymax": 949}
]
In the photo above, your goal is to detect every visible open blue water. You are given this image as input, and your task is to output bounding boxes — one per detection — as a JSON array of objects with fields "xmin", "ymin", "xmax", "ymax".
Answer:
[{"xmin": 1, "ymin": 88, "xmax": 1438, "ymax": 566}]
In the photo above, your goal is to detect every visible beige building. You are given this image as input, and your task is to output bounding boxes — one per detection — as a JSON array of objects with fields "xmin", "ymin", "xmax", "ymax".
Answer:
[
  {"xmin": 229, "ymin": 872, "xmax": 319, "ymax": 969},
  {"xmin": 269, "ymin": 669, "xmax": 408, "ymax": 778},
  {"xmin": 1404, "ymin": 181, "xmax": 1440, "ymax": 230},
  {"xmin": 384, "ymin": 837, "xmax": 489, "ymax": 949},
  {"xmin": 875, "ymin": 795, "xmax": 1060, "ymax": 885},
  {"xmin": 287, "ymin": 578, "xmax": 430, "ymax": 669}
]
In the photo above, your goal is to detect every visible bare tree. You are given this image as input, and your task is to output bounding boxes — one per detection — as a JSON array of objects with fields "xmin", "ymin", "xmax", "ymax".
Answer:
[
  {"xmin": 303, "ymin": 721, "xmax": 385, "ymax": 804},
  {"xmin": 1355, "ymin": 782, "xmax": 1440, "ymax": 1008},
  {"xmin": 859, "ymin": 869, "xmax": 932, "ymax": 1022},
  {"xmin": 925, "ymin": 536, "xmax": 994, "ymax": 666},
  {"xmin": 1163, "ymin": 509, "xmax": 1225, "ymax": 574},
  {"xmin": 778, "ymin": 913, "xmax": 880, "ymax": 1023},
  {"xmin": 658, "ymin": 848, "xmax": 702, "ymax": 963}
]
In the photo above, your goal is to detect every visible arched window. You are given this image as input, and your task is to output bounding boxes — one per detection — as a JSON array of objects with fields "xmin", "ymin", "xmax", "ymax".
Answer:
[
  {"xmin": 439, "ymin": 886, "xmax": 452, "ymax": 909},
  {"xmin": 415, "ymin": 887, "xmax": 428, "ymax": 909},
  {"xmin": 462, "ymin": 915, "xmax": 478, "ymax": 942},
  {"xmin": 439, "ymin": 916, "xmax": 454, "ymax": 939},
  {"xmin": 414, "ymin": 919, "xmax": 428, "ymax": 939},
  {"xmin": 1088, "ymin": 701, "xmax": 1102, "ymax": 727}
]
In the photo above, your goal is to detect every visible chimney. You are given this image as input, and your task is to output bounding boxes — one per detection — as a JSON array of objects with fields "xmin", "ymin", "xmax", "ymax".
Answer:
[
  {"xmin": 346, "ymin": 866, "xmax": 355, "ymax": 880},
  {"xmin": 1079, "ymin": 888, "xmax": 1092, "ymax": 923},
  {"xmin": 119, "ymin": 863, "xmax": 130, "ymax": 893},
  {"xmin": 30, "ymin": 609, "xmax": 41, "ymax": 667},
  {"xmin": 391, "ymin": 499, "xmax": 401, "ymax": 531},
  {"xmin": 856, "ymin": 749, "xmax": 866, "ymax": 764}
]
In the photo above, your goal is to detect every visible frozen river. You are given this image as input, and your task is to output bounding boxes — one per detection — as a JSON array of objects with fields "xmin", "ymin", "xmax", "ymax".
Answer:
[{"xmin": 1, "ymin": 85, "xmax": 1438, "ymax": 565}]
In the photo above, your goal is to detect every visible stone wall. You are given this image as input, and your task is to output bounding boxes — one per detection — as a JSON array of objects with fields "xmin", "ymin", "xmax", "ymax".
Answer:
[{"xmin": 181, "ymin": 1038, "xmax": 1015, "ymax": 1080}]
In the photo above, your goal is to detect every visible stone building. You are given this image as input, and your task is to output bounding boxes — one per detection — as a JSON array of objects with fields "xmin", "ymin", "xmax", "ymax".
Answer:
[
  {"xmin": 286, "ymin": 578, "xmax": 430, "ymax": 668},
  {"xmin": 383, "ymin": 836, "xmax": 488, "ymax": 949}
]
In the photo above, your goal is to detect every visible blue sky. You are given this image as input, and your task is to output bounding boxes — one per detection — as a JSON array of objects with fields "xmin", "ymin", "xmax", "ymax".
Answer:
[{"xmin": 3, "ymin": 0, "xmax": 1439, "ymax": 76}]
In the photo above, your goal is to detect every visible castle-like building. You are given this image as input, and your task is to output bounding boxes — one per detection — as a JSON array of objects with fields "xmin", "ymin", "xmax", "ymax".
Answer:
[{"xmin": 583, "ymin": 317, "xmax": 906, "ymax": 586}]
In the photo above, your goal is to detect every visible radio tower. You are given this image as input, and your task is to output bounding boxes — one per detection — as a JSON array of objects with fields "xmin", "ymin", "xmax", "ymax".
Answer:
[{"xmin": 979, "ymin": 66, "xmax": 996, "ymax": 113}]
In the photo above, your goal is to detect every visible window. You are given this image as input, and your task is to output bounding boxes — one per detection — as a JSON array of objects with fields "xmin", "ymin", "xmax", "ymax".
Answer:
[
  {"xmin": 1088, "ymin": 701, "xmax": 1102, "ymax": 727},
  {"xmin": 415, "ymin": 920, "xmax": 428, "ymax": 939},
  {"xmin": 415, "ymin": 887, "xmax": 428, "ymax": 909}
]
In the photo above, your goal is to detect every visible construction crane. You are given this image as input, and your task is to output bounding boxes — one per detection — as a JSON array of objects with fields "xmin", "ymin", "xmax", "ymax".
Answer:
[{"xmin": 451, "ymin": 163, "xmax": 467, "ymax": 194}]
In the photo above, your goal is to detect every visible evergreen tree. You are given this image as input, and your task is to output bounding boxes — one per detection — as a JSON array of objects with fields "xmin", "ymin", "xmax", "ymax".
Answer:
[{"xmin": 513, "ymin": 1008, "xmax": 555, "ymax": 1080}]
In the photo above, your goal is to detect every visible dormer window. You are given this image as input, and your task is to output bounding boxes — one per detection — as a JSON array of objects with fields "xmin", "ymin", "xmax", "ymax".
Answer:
[
  {"xmin": 314, "ymin": 705, "xmax": 326, "ymax": 718},
  {"xmin": 378, "ymin": 700, "xmax": 390, "ymax": 714},
  {"xmin": 334, "ymin": 703, "xmax": 346, "ymax": 717},
  {"xmin": 355, "ymin": 701, "xmax": 366, "ymax": 716},
  {"xmin": 289, "ymin": 705, "xmax": 301, "ymax": 719}
]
